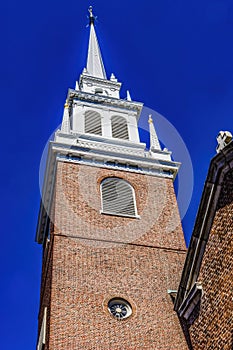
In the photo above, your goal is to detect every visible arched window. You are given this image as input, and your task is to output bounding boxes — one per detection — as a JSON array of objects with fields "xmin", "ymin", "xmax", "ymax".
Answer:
[
  {"xmin": 111, "ymin": 116, "xmax": 129, "ymax": 140},
  {"xmin": 84, "ymin": 110, "xmax": 102, "ymax": 135},
  {"xmin": 101, "ymin": 177, "xmax": 137, "ymax": 217}
]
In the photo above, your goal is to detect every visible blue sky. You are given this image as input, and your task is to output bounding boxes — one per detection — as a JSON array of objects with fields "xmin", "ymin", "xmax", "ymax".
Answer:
[{"xmin": 1, "ymin": 0, "xmax": 233, "ymax": 348}]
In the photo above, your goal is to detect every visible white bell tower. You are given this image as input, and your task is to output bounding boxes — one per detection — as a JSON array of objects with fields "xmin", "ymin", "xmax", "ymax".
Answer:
[{"xmin": 53, "ymin": 6, "xmax": 177, "ymax": 177}]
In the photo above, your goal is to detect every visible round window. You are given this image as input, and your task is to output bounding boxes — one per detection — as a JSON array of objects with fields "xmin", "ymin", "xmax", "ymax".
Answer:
[{"xmin": 108, "ymin": 298, "xmax": 132, "ymax": 320}]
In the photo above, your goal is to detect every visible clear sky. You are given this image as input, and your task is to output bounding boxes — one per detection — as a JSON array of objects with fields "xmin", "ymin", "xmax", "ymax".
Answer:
[{"xmin": 1, "ymin": 0, "xmax": 233, "ymax": 349}]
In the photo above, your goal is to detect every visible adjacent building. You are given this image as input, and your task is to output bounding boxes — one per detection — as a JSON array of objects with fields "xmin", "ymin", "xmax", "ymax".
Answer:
[{"xmin": 175, "ymin": 133, "xmax": 233, "ymax": 350}]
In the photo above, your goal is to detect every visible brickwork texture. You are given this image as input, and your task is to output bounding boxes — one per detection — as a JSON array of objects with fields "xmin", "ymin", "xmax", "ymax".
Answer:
[
  {"xmin": 189, "ymin": 169, "xmax": 233, "ymax": 350},
  {"xmin": 38, "ymin": 161, "xmax": 188, "ymax": 349}
]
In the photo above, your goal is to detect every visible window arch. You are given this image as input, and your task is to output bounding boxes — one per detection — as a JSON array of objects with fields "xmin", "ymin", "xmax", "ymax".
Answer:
[
  {"xmin": 101, "ymin": 177, "xmax": 137, "ymax": 217},
  {"xmin": 84, "ymin": 110, "xmax": 102, "ymax": 135},
  {"xmin": 111, "ymin": 116, "xmax": 129, "ymax": 140}
]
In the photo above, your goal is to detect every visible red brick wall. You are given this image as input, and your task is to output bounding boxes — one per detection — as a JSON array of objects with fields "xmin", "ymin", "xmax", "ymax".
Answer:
[
  {"xmin": 189, "ymin": 169, "xmax": 233, "ymax": 350},
  {"xmin": 53, "ymin": 162, "xmax": 186, "ymax": 251},
  {"xmin": 42, "ymin": 161, "xmax": 188, "ymax": 349}
]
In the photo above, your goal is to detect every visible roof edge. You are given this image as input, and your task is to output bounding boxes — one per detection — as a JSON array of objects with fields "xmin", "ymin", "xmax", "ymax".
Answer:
[{"xmin": 174, "ymin": 140, "xmax": 233, "ymax": 311}]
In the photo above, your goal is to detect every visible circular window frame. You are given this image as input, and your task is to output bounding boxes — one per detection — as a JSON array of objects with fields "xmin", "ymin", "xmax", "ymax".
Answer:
[{"xmin": 108, "ymin": 298, "xmax": 132, "ymax": 320}]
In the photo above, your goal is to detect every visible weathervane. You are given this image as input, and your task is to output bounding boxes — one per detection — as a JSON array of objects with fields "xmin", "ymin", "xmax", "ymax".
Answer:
[
  {"xmin": 88, "ymin": 6, "xmax": 96, "ymax": 25},
  {"xmin": 148, "ymin": 114, "xmax": 153, "ymax": 124}
]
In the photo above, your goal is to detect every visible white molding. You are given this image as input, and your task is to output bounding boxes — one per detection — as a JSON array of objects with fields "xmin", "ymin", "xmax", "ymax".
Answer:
[
  {"xmin": 99, "ymin": 210, "xmax": 141, "ymax": 219},
  {"xmin": 79, "ymin": 73, "xmax": 122, "ymax": 89},
  {"xmin": 68, "ymin": 89, "xmax": 143, "ymax": 120},
  {"xmin": 37, "ymin": 307, "xmax": 47, "ymax": 350},
  {"xmin": 55, "ymin": 153, "xmax": 177, "ymax": 179},
  {"xmin": 55, "ymin": 131, "xmax": 173, "ymax": 160},
  {"xmin": 54, "ymin": 131, "xmax": 177, "ymax": 170}
]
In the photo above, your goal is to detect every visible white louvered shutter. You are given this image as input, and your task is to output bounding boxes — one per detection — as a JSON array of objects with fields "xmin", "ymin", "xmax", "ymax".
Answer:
[
  {"xmin": 85, "ymin": 110, "xmax": 102, "ymax": 135},
  {"xmin": 111, "ymin": 116, "xmax": 129, "ymax": 140},
  {"xmin": 101, "ymin": 178, "xmax": 137, "ymax": 217}
]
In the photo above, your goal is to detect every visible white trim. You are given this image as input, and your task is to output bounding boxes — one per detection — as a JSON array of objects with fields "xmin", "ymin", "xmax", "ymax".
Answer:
[
  {"xmin": 100, "ymin": 210, "xmax": 141, "ymax": 219},
  {"xmin": 37, "ymin": 307, "xmax": 47, "ymax": 350},
  {"xmin": 55, "ymin": 150, "xmax": 177, "ymax": 179},
  {"xmin": 68, "ymin": 88, "xmax": 143, "ymax": 121}
]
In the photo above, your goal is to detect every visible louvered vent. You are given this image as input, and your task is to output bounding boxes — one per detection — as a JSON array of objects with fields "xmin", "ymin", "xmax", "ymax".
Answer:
[
  {"xmin": 111, "ymin": 116, "xmax": 129, "ymax": 140},
  {"xmin": 101, "ymin": 178, "xmax": 137, "ymax": 217},
  {"xmin": 85, "ymin": 110, "xmax": 102, "ymax": 135}
]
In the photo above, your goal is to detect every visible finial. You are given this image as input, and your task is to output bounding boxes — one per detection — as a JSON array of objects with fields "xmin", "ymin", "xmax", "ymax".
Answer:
[
  {"xmin": 148, "ymin": 114, "xmax": 161, "ymax": 151},
  {"xmin": 88, "ymin": 6, "xmax": 95, "ymax": 25},
  {"xmin": 64, "ymin": 99, "xmax": 69, "ymax": 109},
  {"xmin": 126, "ymin": 90, "xmax": 132, "ymax": 101},
  {"xmin": 148, "ymin": 114, "xmax": 153, "ymax": 124},
  {"xmin": 216, "ymin": 131, "xmax": 232, "ymax": 153}
]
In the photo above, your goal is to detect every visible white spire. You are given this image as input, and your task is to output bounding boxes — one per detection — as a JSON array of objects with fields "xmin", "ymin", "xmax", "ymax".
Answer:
[
  {"xmin": 148, "ymin": 115, "xmax": 161, "ymax": 151},
  {"xmin": 75, "ymin": 80, "xmax": 80, "ymax": 90},
  {"xmin": 86, "ymin": 6, "xmax": 107, "ymax": 79}
]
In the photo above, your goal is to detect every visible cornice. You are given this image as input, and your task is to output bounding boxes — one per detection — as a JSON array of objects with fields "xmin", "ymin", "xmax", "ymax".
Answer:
[
  {"xmin": 54, "ymin": 132, "xmax": 178, "ymax": 175},
  {"xmin": 67, "ymin": 89, "xmax": 143, "ymax": 119},
  {"xmin": 51, "ymin": 142, "xmax": 179, "ymax": 178},
  {"xmin": 79, "ymin": 73, "xmax": 122, "ymax": 89}
]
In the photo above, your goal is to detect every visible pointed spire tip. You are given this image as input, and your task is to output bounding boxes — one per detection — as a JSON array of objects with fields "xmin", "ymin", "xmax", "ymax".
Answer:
[
  {"xmin": 148, "ymin": 114, "xmax": 153, "ymax": 124},
  {"xmin": 86, "ymin": 6, "xmax": 106, "ymax": 79}
]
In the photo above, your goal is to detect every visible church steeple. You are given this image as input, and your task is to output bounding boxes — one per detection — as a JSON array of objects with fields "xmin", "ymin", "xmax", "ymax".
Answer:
[
  {"xmin": 36, "ymin": 8, "xmax": 186, "ymax": 349},
  {"xmin": 86, "ymin": 6, "xmax": 107, "ymax": 79},
  {"xmin": 57, "ymin": 7, "xmax": 177, "ymax": 163},
  {"xmin": 78, "ymin": 7, "xmax": 122, "ymax": 98}
]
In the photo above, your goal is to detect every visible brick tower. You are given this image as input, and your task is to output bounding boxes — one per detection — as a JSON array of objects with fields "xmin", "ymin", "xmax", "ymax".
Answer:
[{"xmin": 36, "ymin": 7, "xmax": 188, "ymax": 349}]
